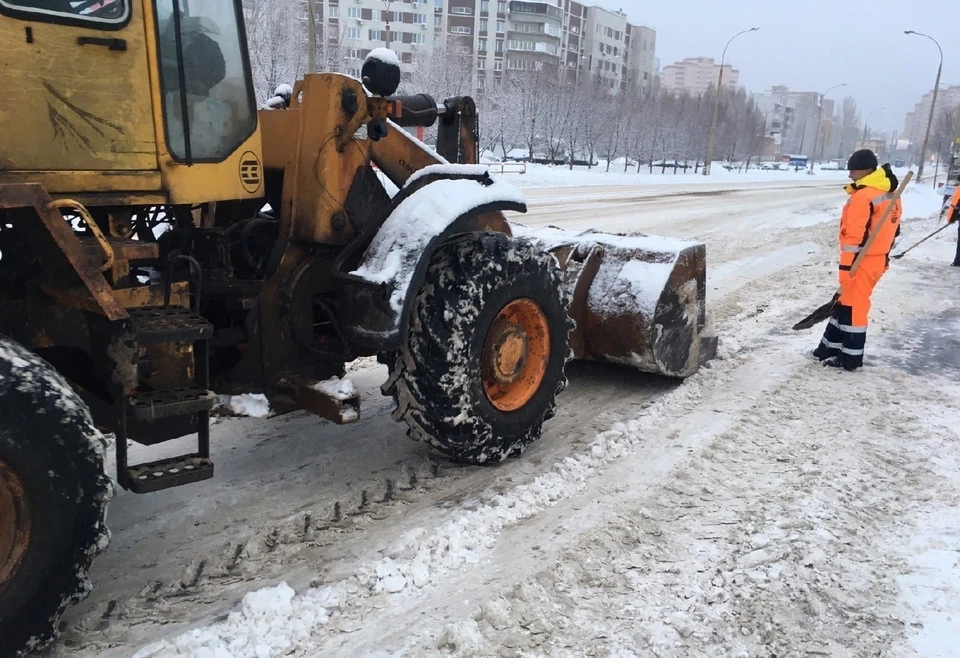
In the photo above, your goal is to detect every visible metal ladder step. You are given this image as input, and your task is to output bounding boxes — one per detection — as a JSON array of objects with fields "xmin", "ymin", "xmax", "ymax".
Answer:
[
  {"xmin": 128, "ymin": 305, "xmax": 213, "ymax": 345},
  {"xmin": 125, "ymin": 453, "xmax": 214, "ymax": 494},
  {"xmin": 127, "ymin": 387, "xmax": 216, "ymax": 422}
]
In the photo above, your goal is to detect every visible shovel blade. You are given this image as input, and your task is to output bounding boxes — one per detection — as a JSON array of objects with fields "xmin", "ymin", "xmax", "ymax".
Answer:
[{"xmin": 792, "ymin": 293, "xmax": 839, "ymax": 331}]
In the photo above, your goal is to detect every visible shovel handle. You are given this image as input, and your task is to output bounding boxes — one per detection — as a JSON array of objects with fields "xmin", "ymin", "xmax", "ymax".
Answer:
[
  {"xmin": 891, "ymin": 222, "xmax": 953, "ymax": 259},
  {"xmin": 846, "ymin": 170, "xmax": 912, "ymax": 277}
]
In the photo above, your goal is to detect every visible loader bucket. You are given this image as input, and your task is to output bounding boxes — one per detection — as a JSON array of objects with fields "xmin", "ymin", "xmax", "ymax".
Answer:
[{"xmin": 511, "ymin": 225, "xmax": 715, "ymax": 378}]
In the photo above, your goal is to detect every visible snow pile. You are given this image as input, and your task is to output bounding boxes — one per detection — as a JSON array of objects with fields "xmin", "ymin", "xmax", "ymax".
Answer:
[
  {"xmin": 215, "ymin": 393, "xmax": 272, "ymax": 418},
  {"xmin": 365, "ymin": 47, "xmax": 400, "ymax": 68},
  {"xmin": 350, "ymin": 177, "xmax": 526, "ymax": 313},
  {"xmin": 132, "ymin": 583, "xmax": 343, "ymax": 658},
  {"xmin": 311, "ymin": 376, "xmax": 357, "ymax": 400}
]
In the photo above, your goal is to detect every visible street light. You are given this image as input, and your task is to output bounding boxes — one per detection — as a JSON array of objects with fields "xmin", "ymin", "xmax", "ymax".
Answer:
[
  {"xmin": 862, "ymin": 107, "xmax": 886, "ymax": 144},
  {"xmin": 703, "ymin": 26, "xmax": 759, "ymax": 175},
  {"xmin": 807, "ymin": 83, "xmax": 846, "ymax": 175},
  {"xmin": 905, "ymin": 30, "xmax": 943, "ymax": 181}
]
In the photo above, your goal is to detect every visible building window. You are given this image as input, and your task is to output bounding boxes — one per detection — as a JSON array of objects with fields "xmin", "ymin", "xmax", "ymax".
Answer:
[
  {"xmin": 347, "ymin": 6, "xmax": 360, "ymax": 18},
  {"xmin": 450, "ymin": 6, "xmax": 472, "ymax": 15},
  {"xmin": 411, "ymin": 33, "xmax": 425, "ymax": 44},
  {"xmin": 481, "ymin": 0, "xmax": 489, "ymax": 11},
  {"xmin": 497, "ymin": 1, "xmax": 506, "ymax": 14},
  {"xmin": 496, "ymin": 21, "xmax": 504, "ymax": 32},
  {"xmin": 478, "ymin": 38, "xmax": 487, "ymax": 51},
  {"xmin": 412, "ymin": 12, "xmax": 426, "ymax": 23},
  {"xmin": 480, "ymin": 19, "xmax": 488, "ymax": 31},
  {"xmin": 451, "ymin": 25, "xmax": 472, "ymax": 34},
  {"xmin": 346, "ymin": 27, "xmax": 361, "ymax": 39},
  {"xmin": 435, "ymin": 0, "xmax": 443, "ymax": 7},
  {"xmin": 494, "ymin": 59, "xmax": 503, "ymax": 71},
  {"xmin": 329, "ymin": 6, "xmax": 338, "ymax": 18},
  {"xmin": 478, "ymin": 57, "xmax": 487, "ymax": 69},
  {"xmin": 434, "ymin": 13, "xmax": 442, "ymax": 26},
  {"xmin": 495, "ymin": 39, "xmax": 503, "ymax": 52}
]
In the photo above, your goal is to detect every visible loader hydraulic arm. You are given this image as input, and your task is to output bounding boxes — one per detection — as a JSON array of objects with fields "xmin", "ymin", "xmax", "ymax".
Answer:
[{"xmin": 382, "ymin": 94, "xmax": 480, "ymax": 166}]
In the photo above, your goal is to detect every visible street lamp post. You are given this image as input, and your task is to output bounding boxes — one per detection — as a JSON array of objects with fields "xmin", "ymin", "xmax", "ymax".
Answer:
[
  {"xmin": 861, "ymin": 107, "xmax": 887, "ymax": 145},
  {"xmin": 703, "ymin": 26, "xmax": 759, "ymax": 175},
  {"xmin": 807, "ymin": 83, "xmax": 846, "ymax": 175},
  {"xmin": 905, "ymin": 30, "xmax": 943, "ymax": 181}
]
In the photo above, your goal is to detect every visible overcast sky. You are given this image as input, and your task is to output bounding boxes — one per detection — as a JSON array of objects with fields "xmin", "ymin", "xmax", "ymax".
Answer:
[{"xmin": 595, "ymin": 0, "xmax": 958, "ymax": 135}]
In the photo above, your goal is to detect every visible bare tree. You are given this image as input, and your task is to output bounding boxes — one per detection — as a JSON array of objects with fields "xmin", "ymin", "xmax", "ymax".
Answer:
[
  {"xmin": 837, "ymin": 95, "xmax": 862, "ymax": 159},
  {"xmin": 244, "ymin": 0, "xmax": 305, "ymax": 105}
]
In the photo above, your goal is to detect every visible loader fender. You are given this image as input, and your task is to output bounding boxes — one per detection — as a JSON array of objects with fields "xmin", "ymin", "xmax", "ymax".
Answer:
[{"xmin": 340, "ymin": 172, "xmax": 526, "ymax": 352}]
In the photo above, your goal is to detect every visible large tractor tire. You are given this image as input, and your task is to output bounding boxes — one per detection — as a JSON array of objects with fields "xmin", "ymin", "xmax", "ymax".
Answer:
[
  {"xmin": 383, "ymin": 232, "xmax": 574, "ymax": 464},
  {"xmin": 0, "ymin": 335, "xmax": 113, "ymax": 658}
]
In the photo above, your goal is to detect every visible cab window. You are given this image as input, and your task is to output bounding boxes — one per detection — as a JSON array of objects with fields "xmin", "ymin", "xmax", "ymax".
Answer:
[
  {"xmin": 155, "ymin": 0, "xmax": 256, "ymax": 163},
  {"xmin": 0, "ymin": 0, "xmax": 129, "ymax": 26}
]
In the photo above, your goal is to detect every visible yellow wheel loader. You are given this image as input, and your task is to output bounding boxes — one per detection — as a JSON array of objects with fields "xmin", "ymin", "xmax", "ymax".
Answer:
[{"xmin": 0, "ymin": 1, "xmax": 715, "ymax": 654}]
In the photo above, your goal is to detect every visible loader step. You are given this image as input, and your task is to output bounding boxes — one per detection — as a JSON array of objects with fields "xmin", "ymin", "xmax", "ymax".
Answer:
[
  {"xmin": 79, "ymin": 236, "xmax": 160, "ymax": 263},
  {"xmin": 128, "ymin": 305, "xmax": 213, "ymax": 345},
  {"xmin": 127, "ymin": 387, "xmax": 216, "ymax": 422},
  {"xmin": 125, "ymin": 454, "xmax": 214, "ymax": 493}
]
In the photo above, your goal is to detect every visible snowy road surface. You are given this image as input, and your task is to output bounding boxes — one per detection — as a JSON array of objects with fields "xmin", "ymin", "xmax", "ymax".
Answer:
[{"xmin": 51, "ymin": 172, "xmax": 960, "ymax": 658}]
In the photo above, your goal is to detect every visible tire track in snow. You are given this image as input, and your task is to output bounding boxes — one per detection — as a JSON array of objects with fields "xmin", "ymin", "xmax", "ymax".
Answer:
[{"xmin": 57, "ymin": 181, "xmax": 853, "ymax": 657}]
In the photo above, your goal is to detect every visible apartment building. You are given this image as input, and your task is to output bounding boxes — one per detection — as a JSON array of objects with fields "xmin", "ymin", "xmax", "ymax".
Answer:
[
  {"xmin": 289, "ymin": 0, "xmax": 656, "ymax": 96},
  {"xmin": 659, "ymin": 56, "xmax": 738, "ymax": 96},
  {"xmin": 752, "ymin": 85, "xmax": 834, "ymax": 157},
  {"xmin": 903, "ymin": 85, "xmax": 960, "ymax": 147}
]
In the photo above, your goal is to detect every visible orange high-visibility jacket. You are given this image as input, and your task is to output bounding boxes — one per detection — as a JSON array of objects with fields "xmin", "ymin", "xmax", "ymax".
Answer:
[
  {"xmin": 839, "ymin": 172, "xmax": 902, "ymax": 271},
  {"xmin": 947, "ymin": 185, "xmax": 960, "ymax": 224}
]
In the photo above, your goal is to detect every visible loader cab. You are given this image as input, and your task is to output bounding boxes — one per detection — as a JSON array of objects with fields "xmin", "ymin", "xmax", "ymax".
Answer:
[
  {"xmin": 154, "ymin": 0, "xmax": 257, "ymax": 164},
  {"xmin": 0, "ymin": 0, "xmax": 263, "ymax": 204}
]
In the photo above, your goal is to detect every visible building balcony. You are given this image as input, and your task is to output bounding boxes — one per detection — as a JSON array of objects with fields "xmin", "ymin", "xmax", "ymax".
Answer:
[{"xmin": 508, "ymin": 1, "xmax": 562, "ymax": 22}]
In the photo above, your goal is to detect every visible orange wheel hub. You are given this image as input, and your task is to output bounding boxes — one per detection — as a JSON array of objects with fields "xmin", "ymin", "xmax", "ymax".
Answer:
[
  {"xmin": 0, "ymin": 460, "xmax": 30, "ymax": 591},
  {"xmin": 481, "ymin": 298, "xmax": 551, "ymax": 412}
]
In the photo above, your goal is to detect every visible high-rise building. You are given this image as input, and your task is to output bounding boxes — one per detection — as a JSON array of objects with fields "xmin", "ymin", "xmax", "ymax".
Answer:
[
  {"xmin": 903, "ymin": 85, "xmax": 960, "ymax": 148},
  {"xmin": 659, "ymin": 56, "xmax": 738, "ymax": 96},
  {"xmin": 282, "ymin": 0, "xmax": 656, "ymax": 96},
  {"xmin": 751, "ymin": 85, "xmax": 835, "ymax": 157}
]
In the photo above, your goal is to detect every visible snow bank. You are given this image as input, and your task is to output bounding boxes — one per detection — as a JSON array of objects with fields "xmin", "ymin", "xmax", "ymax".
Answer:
[
  {"xmin": 350, "ymin": 177, "xmax": 526, "ymax": 313},
  {"xmin": 494, "ymin": 162, "xmax": 852, "ymax": 189}
]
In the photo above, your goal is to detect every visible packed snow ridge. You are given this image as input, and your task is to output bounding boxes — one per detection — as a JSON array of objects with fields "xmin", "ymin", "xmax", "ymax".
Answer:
[{"xmin": 131, "ymin": 337, "xmax": 733, "ymax": 658}]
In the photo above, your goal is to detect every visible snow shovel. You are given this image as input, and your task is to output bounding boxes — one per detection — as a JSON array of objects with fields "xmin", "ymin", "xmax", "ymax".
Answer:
[
  {"xmin": 891, "ymin": 222, "xmax": 953, "ymax": 259},
  {"xmin": 792, "ymin": 170, "xmax": 913, "ymax": 331}
]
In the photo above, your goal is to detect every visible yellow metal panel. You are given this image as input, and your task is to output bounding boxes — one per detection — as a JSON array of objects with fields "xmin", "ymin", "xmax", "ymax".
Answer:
[
  {"xmin": 287, "ymin": 74, "xmax": 369, "ymax": 245},
  {"xmin": 0, "ymin": 7, "xmax": 158, "ymax": 171},
  {"xmin": 0, "ymin": 170, "xmax": 162, "ymax": 194},
  {"xmin": 159, "ymin": 128, "xmax": 265, "ymax": 205}
]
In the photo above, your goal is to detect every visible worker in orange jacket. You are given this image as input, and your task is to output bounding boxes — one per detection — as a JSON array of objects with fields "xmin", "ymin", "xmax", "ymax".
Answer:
[
  {"xmin": 813, "ymin": 149, "xmax": 902, "ymax": 371},
  {"xmin": 947, "ymin": 183, "xmax": 960, "ymax": 266}
]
